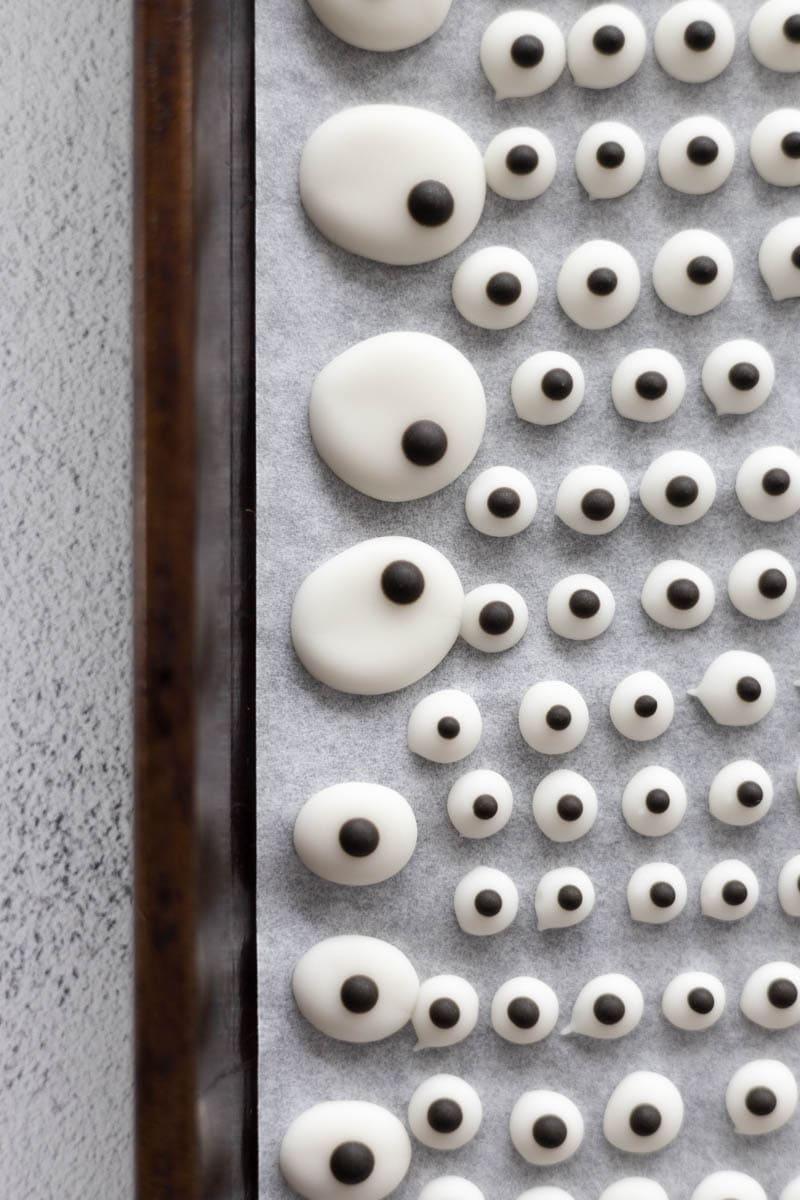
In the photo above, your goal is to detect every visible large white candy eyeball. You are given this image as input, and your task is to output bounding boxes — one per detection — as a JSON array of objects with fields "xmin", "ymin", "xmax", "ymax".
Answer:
[
  {"xmin": 736, "ymin": 446, "xmax": 800, "ymax": 522},
  {"xmin": 725, "ymin": 1058, "xmax": 799, "ymax": 1134},
  {"xmin": 759, "ymin": 216, "xmax": 800, "ymax": 299},
  {"xmin": 535, "ymin": 866, "xmax": 596, "ymax": 930},
  {"xmin": 557, "ymin": 240, "xmax": 641, "ymax": 329},
  {"xmin": 532, "ymin": 769, "xmax": 598, "ymax": 843},
  {"xmin": 658, "ymin": 116, "xmax": 736, "ymax": 195},
  {"xmin": 292, "ymin": 935, "xmax": 419, "ymax": 1043},
  {"xmin": 701, "ymin": 859, "xmax": 760, "ymax": 921},
  {"xmin": 491, "ymin": 977, "xmax": 560, "ymax": 1044},
  {"xmin": 408, "ymin": 1075, "xmax": 483, "ymax": 1151},
  {"xmin": 628, "ymin": 862, "xmax": 688, "ymax": 924},
  {"xmin": 519, "ymin": 681, "xmax": 590, "ymax": 754},
  {"xmin": 701, "ymin": 339, "xmax": 775, "ymax": 416},
  {"xmin": 567, "ymin": 4, "xmax": 647, "ymax": 89},
  {"xmin": 692, "ymin": 1172, "xmax": 768, "ymax": 1200},
  {"xmin": 509, "ymin": 1090, "xmax": 585, "ymax": 1165},
  {"xmin": 412, "ymin": 976, "xmax": 480, "ymax": 1049},
  {"xmin": 689, "ymin": 650, "xmax": 777, "ymax": 726},
  {"xmin": 622, "ymin": 766, "xmax": 688, "ymax": 837},
  {"xmin": 611, "ymin": 349, "xmax": 686, "ymax": 423},
  {"xmin": 708, "ymin": 759, "xmax": 773, "ymax": 826},
  {"xmin": 641, "ymin": 560, "xmax": 715, "ymax": 631},
  {"xmin": 512, "ymin": 351, "xmax": 585, "ymax": 426},
  {"xmin": 751, "ymin": 109, "xmax": 800, "ymax": 187},
  {"xmin": 610, "ymin": 671, "xmax": 675, "ymax": 742},
  {"xmin": 654, "ymin": 0, "xmax": 735, "ymax": 82},
  {"xmin": 484, "ymin": 127, "xmax": 557, "ymax": 201},
  {"xmin": 466, "ymin": 466, "xmax": 538, "ymax": 537},
  {"xmin": 750, "ymin": 0, "xmax": 800, "ymax": 72},
  {"xmin": 603, "ymin": 1071, "xmax": 684, "ymax": 1154},
  {"xmin": 555, "ymin": 465, "xmax": 630, "ymax": 535},
  {"xmin": 778, "ymin": 853, "xmax": 800, "ymax": 916},
  {"xmin": 419, "ymin": 1179, "xmax": 485, "ymax": 1200},
  {"xmin": 639, "ymin": 450, "xmax": 717, "ymax": 526},
  {"xmin": 741, "ymin": 962, "xmax": 800, "ymax": 1030},
  {"xmin": 453, "ymin": 247, "xmax": 538, "ymax": 330},
  {"xmin": 600, "ymin": 1182, "xmax": 670, "ymax": 1200},
  {"xmin": 662, "ymin": 970, "xmax": 726, "ymax": 1031},
  {"xmin": 546, "ymin": 573, "xmax": 616, "ymax": 641},
  {"xmin": 447, "ymin": 769, "xmax": 514, "ymax": 840},
  {"xmin": 564, "ymin": 973, "xmax": 644, "ymax": 1040},
  {"xmin": 306, "ymin": 0, "xmax": 452, "ymax": 51},
  {"xmin": 575, "ymin": 121, "xmax": 645, "ymax": 200},
  {"xmin": 292, "ymin": 536, "xmax": 463, "ymax": 695},
  {"xmin": 408, "ymin": 689, "xmax": 482, "ymax": 764},
  {"xmin": 454, "ymin": 866, "xmax": 519, "ymax": 936},
  {"xmin": 294, "ymin": 782, "xmax": 417, "ymax": 885},
  {"xmin": 480, "ymin": 12, "xmax": 566, "ymax": 99},
  {"xmin": 728, "ymin": 549, "xmax": 797, "ymax": 619},
  {"xmin": 653, "ymin": 229, "xmax": 734, "ymax": 316},
  {"xmin": 279, "ymin": 1101, "xmax": 411, "ymax": 1200},
  {"xmin": 461, "ymin": 584, "xmax": 528, "ymax": 654}
]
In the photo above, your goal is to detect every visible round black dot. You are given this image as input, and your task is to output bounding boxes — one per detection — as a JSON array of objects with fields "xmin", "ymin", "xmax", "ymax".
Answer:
[
  {"xmin": 768, "ymin": 977, "xmax": 798, "ymax": 1009},
  {"xmin": 487, "ymin": 486, "xmax": 521, "ymax": 518},
  {"xmin": 784, "ymin": 13, "xmax": 800, "ymax": 40},
  {"xmin": 569, "ymin": 588, "xmax": 601, "ymax": 618},
  {"xmin": 593, "ymin": 24, "xmax": 625, "ymax": 53},
  {"xmin": 506, "ymin": 144, "xmax": 539, "ymax": 175},
  {"xmin": 736, "ymin": 676, "xmax": 762, "ymax": 702},
  {"xmin": 546, "ymin": 704, "xmax": 572, "ymax": 731},
  {"xmin": 557, "ymin": 793, "xmax": 584, "ymax": 822},
  {"xmin": 581, "ymin": 487, "xmax": 615, "ymax": 520},
  {"xmin": 687, "ymin": 135, "xmax": 719, "ymax": 165},
  {"xmin": 759, "ymin": 567, "xmax": 788, "ymax": 598},
  {"xmin": 646, "ymin": 788, "xmax": 670, "ymax": 814},
  {"xmin": 474, "ymin": 888, "xmax": 502, "ymax": 917},
  {"xmin": 429, "ymin": 997, "xmax": 461, "ymax": 1029},
  {"xmin": 542, "ymin": 367, "xmax": 573, "ymax": 400},
  {"xmin": 763, "ymin": 467, "xmax": 791, "ymax": 495},
  {"xmin": 587, "ymin": 267, "xmax": 618, "ymax": 296},
  {"xmin": 782, "ymin": 131, "xmax": 800, "ymax": 159},
  {"xmin": 596, "ymin": 140, "xmax": 626, "ymax": 168},
  {"xmin": 558, "ymin": 884, "xmax": 583, "ymax": 911},
  {"xmin": 667, "ymin": 577, "xmax": 700, "ymax": 610},
  {"xmin": 684, "ymin": 19, "xmax": 716, "ymax": 49},
  {"xmin": 687, "ymin": 255, "xmax": 718, "ymax": 285},
  {"xmin": 511, "ymin": 33, "xmax": 544, "ymax": 67},
  {"xmin": 634, "ymin": 694, "xmax": 658, "ymax": 718},
  {"xmin": 402, "ymin": 420, "xmax": 448, "ymax": 467},
  {"xmin": 340, "ymin": 975, "xmax": 379, "ymax": 1014},
  {"xmin": 722, "ymin": 879, "xmax": 748, "ymax": 905},
  {"xmin": 630, "ymin": 1104, "xmax": 662, "ymax": 1136},
  {"xmin": 473, "ymin": 793, "xmax": 499, "ymax": 821},
  {"xmin": 407, "ymin": 180, "xmax": 454, "ymax": 227},
  {"xmin": 437, "ymin": 716, "xmax": 461, "ymax": 740},
  {"xmin": 339, "ymin": 818, "xmax": 380, "ymax": 858},
  {"xmin": 728, "ymin": 362, "xmax": 760, "ymax": 391},
  {"xmin": 665, "ymin": 474, "xmax": 700, "ymax": 507},
  {"xmin": 746, "ymin": 1086, "xmax": 777, "ymax": 1116},
  {"xmin": 636, "ymin": 370, "xmax": 668, "ymax": 400},
  {"xmin": 330, "ymin": 1142, "xmax": 375, "ymax": 1185},
  {"xmin": 508, "ymin": 996, "xmax": 539, "ymax": 1028},
  {"xmin": 479, "ymin": 600, "xmax": 515, "ymax": 636},
  {"xmin": 427, "ymin": 1098, "xmax": 463, "ymax": 1134},
  {"xmin": 650, "ymin": 881, "xmax": 676, "ymax": 908},
  {"xmin": 792, "ymin": 244, "xmax": 800, "ymax": 269},
  {"xmin": 737, "ymin": 780, "xmax": 764, "ymax": 808},
  {"xmin": 486, "ymin": 272, "xmax": 522, "ymax": 306},
  {"xmin": 593, "ymin": 993, "xmax": 626, "ymax": 1025},
  {"xmin": 688, "ymin": 986, "xmax": 715, "ymax": 1015},
  {"xmin": 533, "ymin": 1115, "xmax": 568, "ymax": 1148},
  {"xmin": 381, "ymin": 560, "xmax": 425, "ymax": 605}
]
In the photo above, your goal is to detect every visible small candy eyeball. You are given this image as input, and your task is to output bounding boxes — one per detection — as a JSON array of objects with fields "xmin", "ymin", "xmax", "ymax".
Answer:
[
  {"xmin": 639, "ymin": 449, "xmax": 717, "ymax": 526},
  {"xmin": 641, "ymin": 559, "xmax": 716, "ymax": 631},
  {"xmin": 691, "ymin": 1172, "xmax": 768, "ymax": 1200},
  {"xmin": 453, "ymin": 246, "xmax": 538, "ymax": 330},
  {"xmin": 603, "ymin": 1070, "xmax": 684, "ymax": 1154},
  {"xmin": 658, "ymin": 116, "xmax": 736, "ymax": 195},
  {"xmin": 627, "ymin": 862, "xmax": 688, "ymax": 924},
  {"xmin": 519, "ymin": 681, "xmax": 590, "ymax": 754},
  {"xmin": 461, "ymin": 584, "xmax": 528, "ymax": 654},
  {"xmin": 557, "ymin": 240, "xmax": 641, "ymax": 329},
  {"xmin": 611, "ymin": 348, "xmax": 686, "ymax": 423},
  {"xmin": 567, "ymin": 4, "xmax": 647, "ymax": 89},
  {"xmin": 701, "ymin": 858, "xmax": 760, "ymax": 921},
  {"xmin": 447, "ymin": 768, "xmax": 513, "ymax": 840},
  {"xmin": 279, "ymin": 1100, "xmax": 411, "ymax": 1200},
  {"xmin": 555, "ymin": 465, "xmax": 630, "ymax": 535},
  {"xmin": 662, "ymin": 970, "xmax": 726, "ymax": 1030},
  {"xmin": 610, "ymin": 671, "xmax": 675, "ymax": 742},
  {"xmin": 708, "ymin": 759, "xmax": 773, "ymax": 826},
  {"xmin": 454, "ymin": 866, "xmax": 519, "ymax": 936},
  {"xmin": 622, "ymin": 765, "xmax": 688, "ymax": 837},
  {"xmin": 751, "ymin": 109, "xmax": 800, "ymax": 186},
  {"xmin": 778, "ymin": 853, "xmax": 800, "ymax": 916},
  {"xmin": 547, "ymin": 573, "xmax": 616, "ymax": 641},
  {"xmin": 750, "ymin": 0, "xmax": 800, "ymax": 72},
  {"xmin": 512, "ymin": 351, "xmax": 585, "ymax": 426},
  {"xmin": 491, "ymin": 977, "xmax": 560, "ymax": 1044},
  {"xmin": 532, "ymin": 768, "xmax": 598, "ymax": 843},
  {"xmin": 306, "ymin": 0, "xmax": 453, "ymax": 52},
  {"xmin": 741, "ymin": 961, "xmax": 800, "ymax": 1030},
  {"xmin": 728, "ymin": 549, "xmax": 797, "ymax": 620},
  {"xmin": 509, "ymin": 1089, "xmax": 585, "ymax": 1165},
  {"xmin": 654, "ymin": 0, "xmax": 736, "ymax": 82},
  {"xmin": 600, "ymin": 1181, "xmax": 670, "ymax": 1200},
  {"xmin": 292, "ymin": 935, "xmax": 419, "ymax": 1043},
  {"xmin": 480, "ymin": 12, "xmax": 566, "ymax": 99},
  {"xmin": 689, "ymin": 649, "xmax": 777, "ymax": 726},
  {"xmin": 575, "ymin": 121, "xmax": 645, "ymax": 200},
  {"xmin": 535, "ymin": 866, "xmax": 596, "ymax": 930},
  {"xmin": 759, "ymin": 215, "xmax": 800, "ymax": 299},
  {"xmin": 294, "ymin": 781, "xmax": 417, "ymax": 885},
  {"xmin": 484, "ymin": 127, "xmax": 557, "ymax": 201},
  {"xmin": 725, "ymin": 1058, "xmax": 799, "ymax": 1134},
  {"xmin": 517, "ymin": 1189, "xmax": 576, "ymax": 1200},
  {"xmin": 736, "ymin": 446, "xmax": 800, "ymax": 522},
  {"xmin": 412, "ymin": 975, "xmax": 480, "ymax": 1050},
  {"xmin": 419, "ymin": 1178, "xmax": 485, "ymax": 1200},
  {"xmin": 564, "ymin": 973, "xmax": 644, "ymax": 1040},
  {"xmin": 652, "ymin": 228, "xmax": 734, "ymax": 316},
  {"xmin": 702, "ymin": 339, "xmax": 775, "ymax": 416},
  {"xmin": 408, "ymin": 689, "xmax": 482, "ymax": 764},
  {"xmin": 408, "ymin": 1074, "xmax": 483, "ymax": 1150},
  {"xmin": 465, "ymin": 465, "xmax": 538, "ymax": 537}
]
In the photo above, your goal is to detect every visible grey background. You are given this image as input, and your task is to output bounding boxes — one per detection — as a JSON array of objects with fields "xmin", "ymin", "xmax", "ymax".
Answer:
[{"xmin": 256, "ymin": 1, "xmax": 800, "ymax": 1196}]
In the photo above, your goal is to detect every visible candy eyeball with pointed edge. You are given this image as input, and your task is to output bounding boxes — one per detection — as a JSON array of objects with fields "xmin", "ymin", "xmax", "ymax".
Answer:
[
  {"xmin": 564, "ymin": 974, "xmax": 644, "ymax": 1040},
  {"xmin": 610, "ymin": 671, "xmax": 675, "ymax": 742},
  {"xmin": 759, "ymin": 216, "xmax": 800, "ymax": 299},
  {"xmin": 751, "ymin": 109, "xmax": 800, "ymax": 186},
  {"xmin": 519, "ymin": 682, "xmax": 590, "ymax": 755},
  {"xmin": 412, "ymin": 977, "xmax": 480, "ymax": 1050},
  {"xmin": 461, "ymin": 584, "xmax": 528, "ymax": 654},
  {"xmin": 612, "ymin": 349, "xmax": 686, "ymax": 423},
  {"xmin": 408, "ymin": 689, "xmax": 482, "ymax": 765},
  {"xmin": 627, "ymin": 862, "xmax": 688, "ymax": 924},
  {"xmin": 532, "ymin": 769, "xmax": 598, "ymax": 843},
  {"xmin": 702, "ymin": 339, "xmax": 775, "ymax": 417},
  {"xmin": 728, "ymin": 550, "xmax": 797, "ymax": 619},
  {"xmin": 690, "ymin": 650, "xmax": 777, "ymax": 726},
  {"xmin": 547, "ymin": 574, "xmax": 616, "ymax": 641},
  {"xmin": 654, "ymin": 0, "xmax": 735, "ymax": 81},
  {"xmin": 280, "ymin": 1101, "xmax": 411, "ymax": 1200},
  {"xmin": 306, "ymin": 0, "xmax": 452, "ymax": 51},
  {"xmin": 419, "ymin": 1179, "xmax": 485, "ymax": 1200},
  {"xmin": 725, "ymin": 1059, "xmax": 799, "ymax": 1134},
  {"xmin": 480, "ymin": 13, "xmax": 566, "ymax": 99},
  {"xmin": 600, "ymin": 1182, "xmax": 670, "ymax": 1200},
  {"xmin": 567, "ymin": 4, "xmax": 646, "ymax": 89},
  {"xmin": 484, "ymin": 128, "xmax": 557, "ymax": 201},
  {"xmin": 535, "ymin": 866, "xmax": 596, "ymax": 930},
  {"xmin": 653, "ymin": 229, "xmax": 734, "ymax": 316},
  {"xmin": 692, "ymin": 1172, "xmax": 768, "ymax": 1200},
  {"xmin": 556, "ymin": 465, "xmax": 630, "ymax": 535},
  {"xmin": 659, "ymin": 116, "xmax": 736, "ymax": 195},
  {"xmin": 701, "ymin": 859, "xmax": 760, "ymax": 921},
  {"xmin": 447, "ymin": 769, "xmax": 514, "ymax": 840},
  {"xmin": 557, "ymin": 240, "xmax": 641, "ymax": 329},
  {"xmin": 662, "ymin": 971, "xmax": 726, "ymax": 1031},
  {"xmin": 453, "ymin": 247, "xmax": 538, "ymax": 330},
  {"xmin": 741, "ymin": 962, "xmax": 800, "ymax": 1030},
  {"xmin": 575, "ymin": 121, "xmax": 645, "ymax": 200},
  {"xmin": 622, "ymin": 766, "xmax": 688, "ymax": 837},
  {"xmin": 454, "ymin": 866, "xmax": 519, "ymax": 936},
  {"xmin": 408, "ymin": 1075, "xmax": 483, "ymax": 1151},
  {"xmin": 294, "ymin": 782, "xmax": 417, "ymax": 885},
  {"xmin": 604, "ymin": 1071, "xmax": 684, "ymax": 1154},
  {"xmin": 641, "ymin": 560, "xmax": 715, "ymax": 631},
  {"xmin": 778, "ymin": 853, "xmax": 800, "ymax": 916},
  {"xmin": 466, "ymin": 466, "xmax": 538, "ymax": 537},
  {"xmin": 708, "ymin": 760, "xmax": 773, "ymax": 826},
  {"xmin": 639, "ymin": 450, "xmax": 717, "ymax": 527},
  {"xmin": 292, "ymin": 935, "xmax": 419, "ymax": 1043},
  {"xmin": 491, "ymin": 977, "xmax": 560, "ymax": 1044},
  {"xmin": 512, "ymin": 351, "xmax": 585, "ymax": 426},
  {"xmin": 736, "ymin": 446, "xmax": 800, "ymax": 521},
  {"xmin": 750, "ymin": 0, "xmax": 800, "ymax": 72},
  {"xmin": 509, "ymin": 1090, "xmax": 585, "ymax": 1165}
]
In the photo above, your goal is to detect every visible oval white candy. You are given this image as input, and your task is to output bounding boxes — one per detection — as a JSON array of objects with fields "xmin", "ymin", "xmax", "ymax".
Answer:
[
  {"xmin": 610, "ymin": 671, "xmax": 675, "ymax": 742},
  {"xmin": 728, "ymin": 549, "xmax": 797, "ymax": 619},
  {"xmin": 563, "ymin": 973, "xmax": 644, "ymax": 1040},
  {"xmin": 408, "ymin": 1074, "xmax": 483, "ymax": 1150},
  {"xmin": 557, "ymin": 239, "xmax": 640, "ymax": 329},
  {"xmin": 652, "ymin": 229, "xmax": 734, "ymax": 316},
  {"xmin": 407, "ymin": 688, "xmax": 482, "ymax": 764},
  {"xmin": 412, "ymin": 975, "xmax": 480, "ymax": 1049},
  {"xmin": 700, "ymin": 859, "xmax": 760, "ymax": 921},
  {"xmin": 567, "ymin": 4, "xmax": 647, "ymax": 89},
  {"xmin": 535, "ymin": 866, "xmax": 595, "ymax": 930},
  {"xmin": 532, "ymin": 769, "xmax": 598, "ymax": 842},
  {"xmin": 461, "ymin": 584, "xmax": 528, "ymax": 653},
  {"xmin": 708, "ymin": 759, "xmax": 773, "ymax": 826},
  {"xmin": 603, "ymin": 1071, "xmax": 684, "ymax": 1153},
  {"xmin": 750, "ymin": 0, "xmax": 800, "ymax": 72},
  {"xmin": 778, "ymin": 853, "xmax": 800, "ymax": 916},
  {"xmin": 465, "ymin": 466, "xmax": 538, "ymax": 537},
  {"xmin": 689, "ymin": 650, "xmax": 776, "ymax": 726},
  {"xmin": 547, "ymin": 573, "xmax": 616, "ymax": 640},
  {"xmin": 702, "ymin": 339, "xmax": 775, "ymax": 416},
  {"xmin": 641, "ymin": 559, "xmax": 715, "ymax": 631},
  {"xmin": 611, "ymin": 349, "xmax": 686, "ymax": 423},
  {"xmin": 420, "ymin": 1179, "xmax": 485, "ymax": 1200},
  {"xmin": 306, "ymin": 0, "xmax": 452, "ymax": 50},
  {"xmin": 692, "ymin": 1174, "xmax": 767, "ymax": 1200},
  {"xmin": 509, "ymin": 1089, "xmax": 585, "ymax": 1165},
  {"xmin": 751, "ymin": 108, "xmax": 800, "ymax": 186},
  {"xmin": 658, "ymin": 116, "xmax": 735, "ymax": 195},
  {"xmin": 452, "ymin": 245, "xmax": 538, "ymax": 330},
  {"xmin": 654, "ymin": 0, "xmax": 735, "ymax": 82},
  {"xmin": 519, "ymin": 681, "xmax": 590, "ymax": 754},
  {"xmin": 280, "ymin": 1100, "xmax": 411, "ymax": 1200},
  {"xmin": 555, "ymin": 465, "xmax": 630, "ymax": 535},
  {"xmin": 294, "ymin": 782, "xmax": 417, "ymax": 884},
  {"xmin": 447, "ymin": 768, "xmax": 513, "ymax": 839},
  {"xmin": 759, "ymin": 216, "xmax": 800, "ymax": 299},
  {"xmin": 622, "ymin": 766, "xmax": 687, "ymax": 837},
  {"xmin": 601, "ymin": 1182, "xmax": 670, "ymax": 1200},
  {"xmin": 741, "ymin": 961, "xmax": 800, "ymax": 1030},
  {"xmin": 627, "ymin": 862, "xmax": 688, "ymax": 924},
  {"xmin": 512, "ymin": 351, "xmax": 585, "ymax": 426},
  {"xmin": 481, "ymin": 12, "xmax": 566, "ymax": 99},
  {"xmin": 575, "ymin": 121, "xmax": 645, "ymax": 200},
  {"xmin": 736, "ymin": 445, "xmax": 800, "ymax": 521},
  {"xmin": 725, "ymin": 1058, "xmax": 799, "ymax": 1134},
  {"xmin": 454, "ymin": 866, "xmax": 519, "ymax": 936},
  {"xmin": 662, "ymin": 971, "xmax": 726, "ymax": 1031},
  {"xmin": 484, "ymin": 128, "xmax": 557, "ymax": 201},
  {"xmin": 639, "ymin": 449, "xmax": 717, "ymax": 526},
  {"xmin": 491, "ymin": 977, "xmax": 560, "ymax": 1044}
]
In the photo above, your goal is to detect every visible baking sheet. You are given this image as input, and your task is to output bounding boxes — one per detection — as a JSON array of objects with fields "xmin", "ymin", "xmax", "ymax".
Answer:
[{"xmin": 256, "ymin": 1, "xmax": 800, "ymax": 1193}]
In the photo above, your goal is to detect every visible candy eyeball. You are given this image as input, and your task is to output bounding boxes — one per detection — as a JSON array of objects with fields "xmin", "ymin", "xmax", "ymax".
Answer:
[
  {"xmin": 622, "ymin": 765, "xmax": 688, "ymax": 837},
  {"xmin": 519, "ymin": 681, "xmax": 590, "ymax": 754},
  {"xmin": 292, "ymin": 935, "xmax": 419, "ymax": 1042},
  {"xmin": 294, "ymin": 782, "xmax": 417, "ymax": 885},
  {"xmin": 518, "ymin": 1190, "xmax": 577, "ymax": 1200},
  {"xmin": 447, "ymin": 768, "xmax": 513, "ymax": 840},
  {"xmin": 639, "ymin": 450, "xmax": 717, "ymax": 526},
  {"xmin": 725, "ymin": 1058, "xmax": 799, "ymax": 1135},
  {"xmin": 701, "ymin": 339, "xmax": 775, "ymax": 416},
  {"xmin": 652, "ymin": 229, "xmax": 734, "ymax": 316},
  {"xmin": 557, "ymin": 240, "xmax": 640, "ymax": 329},
  {"xmin": 279, "ymin": 1100, "xmax": 412, "ymax": 1200},
  {"xmin": 658, "ymin": 116, "xmax": 736, "ymax": 195},
  {"xmin": 708, "ymin": 759, "xmax": 773, "ymax": 826},
  {"xmin": 575, "ymin": 121, "xmax": 645, "ymax": 200},
  {"xmin": 692, "ymin": 1172, "xmax": 768, "ymax": 1200},
  {"xmin": 466, "ymin": 466, "xmax": 538, "ymax": 537},
  {"xmin": 728, "ymin": 549, "xmax": 797, "ymax": 620},
  {"xmin": 461, "ymin": 584, "xmax": 528, "ymax": 653},
  {"xmin": 640, "ymin": 560, "xmax": 715, "ymax": 631},
  {"xmin": 610, "ymin": 671, "xmax": 675, "ymax": 742},
  {"xmin": 556, "ymin": 465, "xmax": 630, "ymax": 535},
  {"xmin": 419, "ymin": 1179, "xmax": 485, "ymax": 1200},
  {"xmin": 484, "ymin": 127, "xmax": 557, "ymax": 201},
  {"xmin": 564, "ymin": 973, "xmax": 644, "ymax": 1040},
  {"xmin": 547, "ymin": 573, "xmax": 616, "ymax": 641},
  {"xmin": 750, "ymin": 0, "xmax": 800, "ymax": 72},
  {"xmin": 751, "ymin": 109, "xmax": 800, "ymax": 186},
  {"xmin": 603, "ymin": 1071, "xmax": 684, "ymax": 1154},
  {"xmin": 408, "ymin": 1074, "xmax": 483, "ymax": 1151},
  {"xmin": 736, "ymin": 446, "xmax": 800, "ymax": 522},
  {"xmin": 654, "ymin": 0, "xmax": 736, "ymax": 82},
  {"xmin": 662, "ymin": 971, "xmax": 726, "ymax": 1031},
  {"xmin": 453, "ymin": 246, "xmax": 538, "ymax": 330},
  {"xmin": 778, "ymin": 853, "xmax": 800, "ymax": 916},
  {"xmin": 741, "ymin": 961, "xmax": 800, "ymax": 1030},
  {"xmin": 600, "ymin": 1182, "xmax": 670, "ymax": 1200},
  {"xmin": 535, "ymin": 866, "xmax": 596, "ymax": 930},
  {"xmin": 480, "ymin": 12, "xmax": 565, "ymax": 99},
  {"xmin": 454, "ymin": 866, "xmax": 519, "ymax": 936},
  {"xmin": 782, "ymin": 1180, "xmax": 800, "ymax": 1200},
  {"xmin": 509, "ymin": 1089, "xmax": 585, "ymax": 1165},
  {"xmin": 491, "ymin": 977, "xmax": 560, "ymax": 1044},
  {"xmin": 689, "ymin": 650, "xmax": 777, "ymax": 726},
  {"xmin": 611, "ymin": 349, "xmax": 686, "ymax": 423},
  {"xmin": 701, "ymin": 859, "xmax": 760, "ymax": 921},
  {"xmin": 306, "ymin": 0, "xmax": 452, "ymax": 51},
  {"xmin": 532, "ymin": 769, "xmax": 598, "ymax": 843},
  {"xmin": 627, "ymin": 862, "xmax": 688, "ymax": 924},
  {"xmin": 412, "ymin": 976, "xmax": 480, "ymax": 1050},
  {"xmin": 408, "ymin": 689, "xmax": 482, "ymax": 764},
  {"xmin": 567, "ymin": 4, "xmax": 647, "ymax": 89},
  {"xmin": 512, "ymin": 351, "xmax": 585, "ymax": 426},
  {"xmin": 759, "ymin": 216, "xmax": 800, "ymax": 299}
]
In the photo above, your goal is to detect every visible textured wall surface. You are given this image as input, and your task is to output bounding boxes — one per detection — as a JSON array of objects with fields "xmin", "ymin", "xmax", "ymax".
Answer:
[{"xmin": 0, "ymin": 3, "xmax": 132, "ymax": 1197}]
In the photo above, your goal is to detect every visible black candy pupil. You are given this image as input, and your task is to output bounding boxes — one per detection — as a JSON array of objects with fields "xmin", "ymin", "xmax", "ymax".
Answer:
[
  {"xmin": 506, "ymin": 144, "xmax": 539, "ymax": 175},
  {"xmin": 429, "ymin": 997, "xmax": 461, "ymax": 1028},
  {"xmin": 759, "ymin": 568, "xmax": 787, "ymax": 598},
  {"xmin": 593, "ymin": 24, "xmax": 625, "ymax": 53},
  {"xmin": 782, "ymin": 131, "xmax": 800, "ymax": 159},
  {"xmin": 542, "ymin": 367, "xmax": 573, "ymax": 399},
  {"xmin": 667, "ymin": 578, "xmax": 700, "ymax": 609},
  {"xmin": 407, "ymin": 180, "xmax": 454, "ymax": 227},
  {"xmin": 402, "ymin": 419, "xmax": 448, "ymax": 466},
  {"xmin": 762, "ymin": 467, "xmax": 791, "ymax": 495},
  {"xmin": 722, "ymin": 879, "xmax": 748, "ymax": 905},
  {"xmin": 768, "ymin": 978, "xmax": 798, "ymax": 1008},
  {"xmin": 381, "ymin": 560, "xmax": 425, "ymax": 604},
  {"xmin": 594, "ymin": 993, "xmax": 625, "ymax": 1024},
  {"xmin": 596, "ymin": 140, "xmax": 626, "ymax": 168},
  {"xmin": 479, "ymin": 600, "xmax": 515, "ymax": 635},
  {"xmin": 636, "ymin": 370, "xmax": 668, "ymax": 400},
  {"xmin": 784, "ymin": 14, "xmax": 800, "ymax": 40},
  {"xmin": 546, "ymin": 704, "xmax": 572, "ymax": 730},
  {"xmin": 487, "ymin": 486, "xmax": 521, "ymax": 518},
  {"xmin": 630, "ymin": 1104, "xmax": 662, "ymax": 1136},
  {"xmin": 475, "ymin": 888, "xmax": 502, "ymax": 917},
  {"xmin": 473, "ymin": 793, "xmax": 499, "ymax": 820},
  {"xmin": 581, "ymin": 487, "xmax": 615, "ymax": 520},
  {"xmin": 339, "ymin": 817, "xmax": 380, "ymax": 857},
  {"xmin": 792, "ymin": 245, "xmax": 800, "ymax": 269},
  {"xmin": 737, "ymin": 780, "xmax": 763, "ymax": 807},
  {"xmin": 508, "ymin": 996, "xmax": 539, "ymax": 1028},
  {"xmin": 558, "ymin": 884, "xmax": 583, "ymax": 910},
  {"xmin": 557, "ymin": 793, "xmax": 584, "ymax": 821},
  {"xmin": 736, "ymin": 676, "xmax": 762, "ymax": 702},
  {"xmin": 340, "ymin": 974, "xmax": 379, "ymax": 1013},
  {"xmin": 728, "ymin": 362, "xmax": 759, "ymax": 390},
  {"xmin": 688, "ymin": 986, "xmax": 715, "ymax": 1014},
  {"xmin": 634, "ymin": 694, "xmax": 658, "ymax": 718},
  {"xmin": 330, "ymin": 1141, "xmax": 375, "ymax": 1185},
  {"xmin": 687, "ymin": 255, "xmax": 718, "ymax": 285},
  {"xmin": 569, "ymin": 588, "xmax": 601, "ymax": 618},
  {"xmin": 437, "ymin": 716, "xmax": 461, "ymax": 739},
  {"xmin": 511, "ymin": 33, "xmax": 544, "ymax": 67},
  {"xmin": 646, "ymin": 788, "xmax": 670, "ymax": 814},
  {"xmin": 587, "ymin": 267, "xmax": 618, "ymax": 295},
  {"xmin": 684, "ymin": 19, "xmax": 716, "ymax": 49},
  {"xmin": 533, "ymin": 1115, "xmax": 568, "ymax": 1147},
  {"xmin": 427, "ymin": 1098, "xmax": 463, "ymax": 1133},
  {"xmin": 746, "ymin": 1086, "xmax": 777, "ymax": 1116},
  {"xmin": 665, "ymin": 475, "xmax": 699, "ymax": 507},
  {"xmin": 486, "ymin": 272, "xmax": 522, "ymax": 306},
  {"xmin": 687, "ymin": 135, "xmax": 719, "ymax": 165},
  {"xmin": 650, "ymin": 881, "xmax": 676, "ymax": 907}
]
